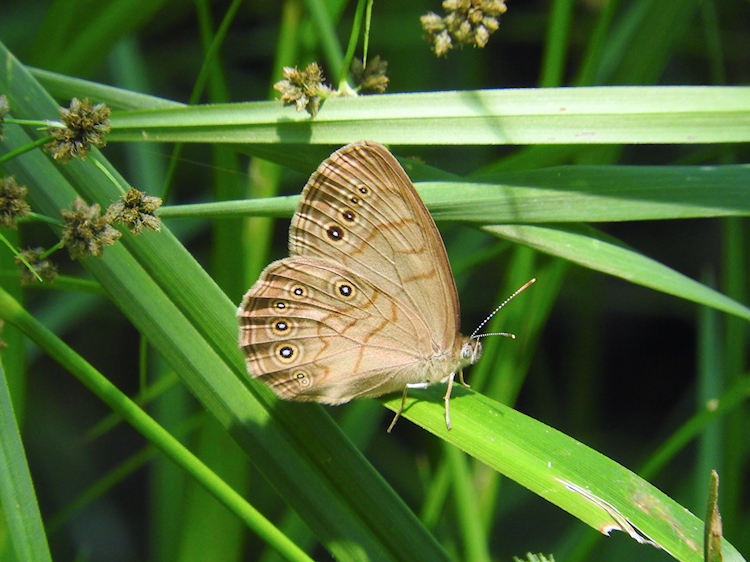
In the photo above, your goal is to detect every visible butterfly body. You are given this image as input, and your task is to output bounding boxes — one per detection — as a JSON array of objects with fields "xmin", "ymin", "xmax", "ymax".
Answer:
[{"xmin": 238, "ymin": 141, "xmax": 480, "ymax": 426}]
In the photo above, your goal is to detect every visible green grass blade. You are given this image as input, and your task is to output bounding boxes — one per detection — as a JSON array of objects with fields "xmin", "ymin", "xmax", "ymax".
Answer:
[
  {"xmin": 0, "ymin": 362, "xmax": 53, "ymax": 562},
  {"xmin": 437, "ymin": 165, "xmax": 750, "ymax": 222},
  {"xmin": 380, "ymin": 385, "xmax": 746, "ymax": 562},
  {"xmin": 486, "ymin": 223, "xmax": 750, "ymax": 322},
  {"xmin": 104, "ymin": 87, "xmax": 750, "ymax": 145},
  {"xmin": 158, "ymin": 163, "xmax": 750, "ymax": 223},
  {"xmin": 0, "ymin": 287, "xmax": 313, "ymax": 562}
]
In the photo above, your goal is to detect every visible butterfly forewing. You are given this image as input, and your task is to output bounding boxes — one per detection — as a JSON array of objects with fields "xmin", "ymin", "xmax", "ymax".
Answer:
[{"xmin": 289, "ymin": 142, "xmax": 461, "ymax": 348}]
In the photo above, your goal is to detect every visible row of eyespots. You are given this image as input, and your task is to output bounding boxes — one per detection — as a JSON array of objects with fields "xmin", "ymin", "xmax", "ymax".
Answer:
[
  {"xmin": 270, "ymin": 275, "xmax": 357, "ymax": 312},
  {"xmin": 266, "ymin": 182, "xmax": 371, "ymax": 390},
  {"xmin": 268, "ymin": 283, "xmax": 355, "ymax": 337},
  {"xmin": 325, "ymin": 185, "xmax": 368, "ymax": 242},
  {"xmin": 267, "ymin": 268, "xmax": 359, "ymax": 369},
  {"xmin": 270, "ymin": 344, "xmax": 311, "ymax": 388}
]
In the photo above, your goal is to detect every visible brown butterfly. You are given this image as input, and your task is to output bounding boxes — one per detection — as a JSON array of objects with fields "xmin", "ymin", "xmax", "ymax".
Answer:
[{"xmin": 238, "ymin": 141, "xmax": 532, "ymax": 430}]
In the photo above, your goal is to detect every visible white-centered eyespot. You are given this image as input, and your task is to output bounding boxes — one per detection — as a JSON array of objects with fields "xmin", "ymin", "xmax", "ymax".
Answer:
[
  {"xmin": 275, "ymin": 343, "xmax": 299, "ymax": 364},
  {"xmin": 289, "ymin": 284, "xmax": 308, "ymax": 299},
  {"xmin": 341, "ymin": 209, "xmax": 356, "ymax": 223},
  {"xmin": 292, "ymin": 369, "xmax": 311, "ymax": 387},
  {"xmin": 334, "ymin": 280, "xmax": 356, "ymax": 300},
  {"xmin": 269, "ymin": 319, "xmax": 291, "ymax": 336},
  {"xmin": 326, "ymin": 224, "xmax": 345, "ymax": 242}
]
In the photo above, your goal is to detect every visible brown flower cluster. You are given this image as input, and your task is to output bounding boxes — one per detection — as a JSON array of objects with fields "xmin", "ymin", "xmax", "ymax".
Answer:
[
  {"xmin": 106, "ymin": 188, "xmax": 162, "ymax": 235},
  {"xmin": 0, "ymin": 176, "xmax": 30, "ymax": 229},
  {"xmin": 351, "ymin": 56, "xmax": 389, "ymax": 94},
  {"xmin": 45, "ymin": 98, "xmax": 111, "ymax": 162},
  {"xmin": 421, "ymin": 0, "xmax": 507, "ymax": 57},
  {"xmin": 61, "ymin": 197, "xmax": 121, "ymax": 260},
  {"xmin": 16, "ymin": 248, "xmax": 58, "ymax": 285},
  {"xmin": 273, "ymin": 63, "xmax": 331, "ymax": 117}
]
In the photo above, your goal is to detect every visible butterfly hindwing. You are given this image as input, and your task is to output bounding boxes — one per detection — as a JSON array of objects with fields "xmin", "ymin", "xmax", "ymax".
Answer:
[{"xmin": 238, "ymin": 257, "xmax": 433, "ymax": 402}]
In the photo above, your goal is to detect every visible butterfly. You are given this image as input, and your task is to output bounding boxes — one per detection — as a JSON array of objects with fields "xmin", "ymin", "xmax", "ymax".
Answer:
[{"xmin": 238, "ymin": 141, "xmax": 532, "ymax": 430}]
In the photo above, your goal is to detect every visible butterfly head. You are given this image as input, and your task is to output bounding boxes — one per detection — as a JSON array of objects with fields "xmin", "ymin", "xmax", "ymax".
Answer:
[{"xmin": 460, "ymin": 338, "xmax": 483, "ymax": 366}]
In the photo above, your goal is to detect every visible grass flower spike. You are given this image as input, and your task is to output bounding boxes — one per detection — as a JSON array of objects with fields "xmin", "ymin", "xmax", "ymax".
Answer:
[
  {"xmin": 351, "ymin": 56, "xmax": 390, "ymax": 94},
  {"xmin": 61, "ymin": 197, "xmax": 121, "ymax": 259},
  {"xmin": 0, "ymin": 176, "xmax": 30, "ymax": 228},
  {"xmin": 45, "ymin": 98, "xmax": 111, "ymax": 162},
  {"xmin": 422, "ymin": 0, "xmax": 507, "ymax": 56},
  {"xmin": 16, "ymin": 248, "xmax": 58, "ymax": 285},
  {"xmin": 273, "ymin": 63, "xmax": 331, "ymax": 117},
  {"xmin": 106, "ymin": 188, "xmax": 162, "ymax": 235}
]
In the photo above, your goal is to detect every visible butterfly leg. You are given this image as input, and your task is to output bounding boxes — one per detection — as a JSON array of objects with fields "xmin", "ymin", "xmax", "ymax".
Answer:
[
  {"xmin": 387, "ymin": 386, "xmax": 410, "ymax": 433},
  {"xmin": 443, "ymin": 372, "xmax": 456, "ymax": 430},
  {"xmin": 388, "ymin": 382, "xmax": 432, "ymax": 432},
  {"xmin": 457, "ymin": 368, "xmax": 470, "ymax": 389}
]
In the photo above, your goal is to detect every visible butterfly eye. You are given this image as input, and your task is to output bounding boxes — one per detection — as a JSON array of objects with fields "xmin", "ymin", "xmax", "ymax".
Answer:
[
  {"xmin": 334, "ymin": 280, "xmax": 356, "ymax": 299},
  {"xmin": 292, "ymin": 370, "xmax": 310, "ymax": 387},
  {"xmin": 275, "ymin": 343, "xmax": 299, "ymax": 364},
  {"xmin": 349, "ymin": 196, "xmax": 360, "ymax": 204},
  {"xmin": 341, "ymin": 209, "xmax": 356, "ymax": 222},
  {"xmin": 272, "ymin": 299, "xmax": 287, "ymax": 310},
  {"xmin": 461, "ymin": 340, "xmax": 482, "ymax": 362}
]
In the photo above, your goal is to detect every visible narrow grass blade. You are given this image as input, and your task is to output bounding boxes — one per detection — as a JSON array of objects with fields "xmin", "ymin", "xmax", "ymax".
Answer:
[
  {"xmin": 0, "ymin": 363, "xmax": 53, "ymax": 562},
  {"xmin": 380, "ymin": 386, "xmax": 747, "ymax": 562}
]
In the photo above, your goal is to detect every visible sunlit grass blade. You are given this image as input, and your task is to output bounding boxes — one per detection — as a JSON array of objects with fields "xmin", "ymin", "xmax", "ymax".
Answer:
[
  {"xmin": 380, "ymin": 385, "xmax": 746, "ymax": 562},
  {"xmin": 104, "ymin": 86, "xmax": 750, "ymax": 145},
  {"xmin": 486, "ymin": 223, "xmax": 750, "ymax": 322},
  {"xmin": 427, "ymin": 164, "xmax": 750, "ymax": 222},
  {"xmin": 158, "ymin": 162, "xmax": 750, "ymax": 223}
]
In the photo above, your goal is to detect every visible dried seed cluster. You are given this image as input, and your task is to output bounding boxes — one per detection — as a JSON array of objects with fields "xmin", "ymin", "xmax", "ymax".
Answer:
[
  {"xmin": 45, "ymin": 98, "xmax": 111, "ymax": 162},
  {"xmin": 16, "ymin": 248, "xmax": 58, "ymax": 285},
  {"xmin": 351, "ymin": 56, "xmax": 390, "ymax": 94},
  {"xmin": 273, "ymin": 63, "xmax": 331, "ymax": 117},
  {"xmin": 421, "ymin": 0, "xmax": 507, "ymax": 57},
  {"xmin": 273, "ymin": 56, "xmax": 390, "ymax": 116},
  {"xmin": 106, "ymin": 188, "xmax": 162, "ymax": 235},
  {"xmin": 0, "ymin": 176, "xmax": 30, "ymax": 229},
  {"xmin": 61, "ymin": 197, "xmax": 121, "ymax": 260}
]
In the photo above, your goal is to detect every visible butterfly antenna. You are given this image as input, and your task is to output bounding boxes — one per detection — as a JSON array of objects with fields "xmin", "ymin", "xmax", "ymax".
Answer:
[{"xmin": 470, "ymin": 278, "xmax": 536, "ymax": 339}]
